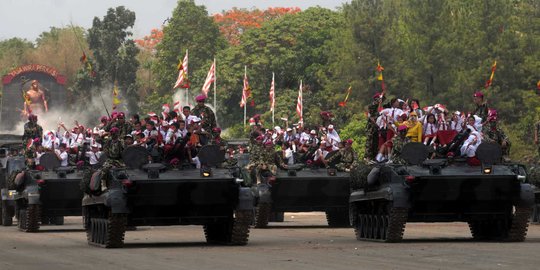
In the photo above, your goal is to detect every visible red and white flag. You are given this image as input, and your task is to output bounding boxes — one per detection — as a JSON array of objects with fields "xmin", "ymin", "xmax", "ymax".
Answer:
[
  {"xmin": 269, "ymin": 73, "xmax": 275, "ymax": 112},
  {"xmin": 201, "ymin": 61, "xmax": 215, "ymax": 97},
  {"xmin": 240, "ymin": 68, "xmax": 250, "ymax": 108},
  {"xmin": 173, "ymin": 50, "xmax": 189, "ymax": 89},
  {"xmin": 296, "ymin": 80, "xmax": 303, "ymax": 123}
]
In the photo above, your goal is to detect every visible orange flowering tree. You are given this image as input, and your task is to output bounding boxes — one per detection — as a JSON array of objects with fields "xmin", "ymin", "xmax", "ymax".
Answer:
[{"xmin": 213, "ymin": 7, "xmax": 301, "ymax": 45}]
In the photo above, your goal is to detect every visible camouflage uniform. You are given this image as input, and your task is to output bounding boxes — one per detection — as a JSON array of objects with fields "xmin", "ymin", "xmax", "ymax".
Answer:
[
  {"xmin": 101, "ymin": 138, "xmax": 125, "ymax": 189},
  {"xmin": 111, "ymin": 121, "xmax": 133, "ymax": 139},
  {"xmin": 327, "ymin": 147, "xmax": 357, "ymax": 172},
  {"xmin": 191, "ymin": 104, "xmax": 217, "ymax": 134},
  {"xmin": 474, "ymin": 103, "xmax": 489, "ymax": 122},
  {"xmin": 391, "ymin": 136, "xmax": 410, "ymax": 165},
  {"xmin": 482, "ymin": 126, "xmax": 511, "ymax": 157},
  {"xmin": 364, "ymin": 103, "xmax": 379, "ymax": 160},
  {"xmin": 24, "ymin": 145, "xmax": 37, "ymax": 168},
  {"xmin": 210, "ymin": 137, "xmax": 227, "ymax": 151},
  {"xmin": 22, "ymin": 122, "xmax": 43, "ymax": 146}
]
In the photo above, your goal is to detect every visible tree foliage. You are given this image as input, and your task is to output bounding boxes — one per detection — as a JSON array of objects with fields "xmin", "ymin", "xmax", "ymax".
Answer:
[
  {"xmin": 213, "ymin": 7, "xmax": 301, "ymax": 45},
  {"xmin": 152, "ymin": 0, "xmax": 226, "ymax": 99},
  {"xmin": 84, "ymin": 6, "xmax": 140, "ymax": 112}
]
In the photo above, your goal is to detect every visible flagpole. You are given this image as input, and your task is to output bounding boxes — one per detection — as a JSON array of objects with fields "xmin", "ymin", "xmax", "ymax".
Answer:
[
  {"xmin": 300, "ymin": 79, "xmax": 303, "ymax": 124},
  {"xmin": 185, "ymin": 49, "xmax": 189, "ymax": 107},
  {"xmin": 272, "ymin": 72, "xmax": 275, "ymax": 127},
  {"xmin": 244, "ymin": 65, "xmax": 247, "ymax": 127},
  {"xmin": 213, "ymin": 57, "xmax": 217, "ymax": 112}
]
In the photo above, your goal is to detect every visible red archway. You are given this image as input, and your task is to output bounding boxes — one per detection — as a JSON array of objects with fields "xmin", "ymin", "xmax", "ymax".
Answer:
[{"xmin": 2, "ymin": 64, "xmax": 66, "ymax": 85}]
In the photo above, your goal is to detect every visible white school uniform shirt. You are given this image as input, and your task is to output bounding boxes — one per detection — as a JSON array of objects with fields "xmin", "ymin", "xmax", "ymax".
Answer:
[
  {"xmin": 380, "ymin": 108, "xmax": 403, "ymax": 123},
  {"xmin": 55, "ymin": 150, "xmax": 68, "ymax": 166},
  {"xmin": 85, "ymin": 151, "xmax": 103, "ymax": 165},
  {"xmin": 423, "ymin": 123, "xmax": 438, "ymax": 137}
]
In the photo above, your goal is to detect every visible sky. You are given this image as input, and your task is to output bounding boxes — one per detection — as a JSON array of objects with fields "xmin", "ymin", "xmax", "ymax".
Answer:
[{"xmin": 0, "ymin": 0, "xmax": 349, "ymax": 41}]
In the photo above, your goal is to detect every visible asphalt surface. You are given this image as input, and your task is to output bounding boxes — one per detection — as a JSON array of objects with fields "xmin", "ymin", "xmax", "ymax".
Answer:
[{"xmin": 0, "ymin": 213, "xmax": 539, "ymax": 270}]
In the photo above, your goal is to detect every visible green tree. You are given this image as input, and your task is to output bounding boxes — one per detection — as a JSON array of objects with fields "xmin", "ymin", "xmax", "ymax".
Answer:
[
  {"xmin": 83, "ymin": 6, "xmax": 140, "ymax": 112},
  {"xmin": 153, "ymin": 0, "xmax": 226, "ymax": 100},
  {"xmin": 216, "ymin": 7, "xmax": 345, "ymax": 128}
]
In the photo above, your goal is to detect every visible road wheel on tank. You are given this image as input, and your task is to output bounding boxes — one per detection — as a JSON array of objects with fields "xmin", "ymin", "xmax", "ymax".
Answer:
[
  {"xmin": 385, "ymin": 207, "xmax": 408, "ymax": 243},
  {"xmin": 1, "ymin": 200, "xmax": 13, "ymax": 226},
  {"xmin": 87, "ymin": 211, "xmax": 127, "ymax": 248},
  {"xmin": 18, "ymin": 205, "xmax": 40, "ymax": 232},
  {"xmin": 326, "ymin": 208, "xmax": 350, "ymax": 228},
  {"xmin": 505, "ymin": 206, "xmax": 532, "ymax": 242},
  {"xmin": 255, "ymin": 203, "xmax": 271, "ymax": 228},
  {"xmin": 230, "ymin": 210, "xmax": 252, "ymax": 245}
]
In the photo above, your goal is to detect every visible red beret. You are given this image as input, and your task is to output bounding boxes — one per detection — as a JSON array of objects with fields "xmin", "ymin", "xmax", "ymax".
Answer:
[
  {"xmin": 195, "ymin": 94, "xmax": 206, "ymax": 102},
  {"xmin": 473, "ymin": 91, "xmax": 484, "ymax": 98}
]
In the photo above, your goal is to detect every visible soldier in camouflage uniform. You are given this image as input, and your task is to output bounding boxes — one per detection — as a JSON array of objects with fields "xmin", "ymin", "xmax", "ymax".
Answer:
[
  {"xmin": 364, "ymin": 93, "xmax": 382, "ymax": 160},
  {"xmin": 390, "ymin": 125, "xmax": 410, "ymax": 165},
  {"xmin": 24, "ymin": 138, "xmax": 41, "ymax": 168},
  {"xmin": 325, "ymin": 139, "xmax": 357, "ymax": 172},
  {"xmin": 472, "ymin": 91, "xmax": 489, "ymax": 122},
  {"xmin": 482, "ymin": 110, "xmax": 511, "ymax": 158},
  {"xmin": 22, "ymin": 114, "xmax": 43, "ymax": 148},
  {"xmin": 209, "ymin": 127, "xmax": 227, "ymax": 151},
  {"xmin": 191, "ymin": 95, "xmax": 217, "ymax": 137},
  {"xmin": 247, "ymin": 138, "xmax": 276, "ymax": 183},
  {"xmin": 100, "ymin": 127, "xmax": 125, "ymax": 189},
  {"xmin": 110, "ymin": 112, "xmax": 133, "ymax": 139}
]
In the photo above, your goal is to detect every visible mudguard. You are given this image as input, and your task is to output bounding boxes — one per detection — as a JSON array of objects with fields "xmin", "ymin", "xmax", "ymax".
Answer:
[
  {"xmin": 389, "ymin": 183, "xmax": 411, "ymax": 208},
  {"xmin": 25, "ymin": 185, "xmax": 41, "ymax": 205},
  {"xmin": 349, "ymin": 184, "xmax": 411, "ymax": 208},
  {"xmin": 517, "ymin": 184, "xmax": 535, "ymax": 208},
  {"xmin": 257, "ymin": 184, "xmax": 272, "ymax": 204},
  {"xmin": 105, "ymin": 189, "xmax": 129, "ymax": 214},
  {"xmin": 237, "ymin": 187, "xmax": 254, "ymax": 211}
]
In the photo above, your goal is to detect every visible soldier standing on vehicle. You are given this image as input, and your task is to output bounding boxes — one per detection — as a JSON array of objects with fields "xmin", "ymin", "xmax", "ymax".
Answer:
[
  {"xmin": 324, "ymin": 139, "xmax": 357, "ymax": 172},
  {"xmin": 22, "ymin": 114, "xmax": 43, "ymax": 147},
  {"xmin": 100, "ymin": 127, "xmax": 125, "ymax": 189},
  {"xmin": 191, "ymin": 95, "xmax": 217, "ymax": 136},
  {"xmin": 110, "ymin": 112, "xmax": 133, "ymax": 139},
  {"xmin": 364, "ymin": 93, "xmax": 382, "ymax": 160},
  {"xmin": 482, "ymin": 110, "xmax": 511, "ymax": 159},
  {"xmin": 390, "ymin": 125, "xmax": 410, "ymax": 165}
]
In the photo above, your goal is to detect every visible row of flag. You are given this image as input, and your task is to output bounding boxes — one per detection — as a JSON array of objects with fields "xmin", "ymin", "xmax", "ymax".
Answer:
[{"xmin": 79, "ymin": 47, "xmax": 523, "ymax": 118}]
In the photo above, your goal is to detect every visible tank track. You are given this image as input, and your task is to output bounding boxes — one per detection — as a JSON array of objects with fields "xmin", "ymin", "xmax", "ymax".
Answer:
[
  {"xmin": 354, "ymin": 206, "xmax": 408, "ymax": 242},
  {"xmin": 230, "ymin": 210, "xmax": 252, "ymax": 245},
  {"xmin": 326, "ymin": 208, "xmax": 350, "ymax": 228},
  {"xmin": 204, "ymin": 210, "xmax": 252, "ymax": 245},
  {"xmin": 506, "ymin": 206, "xmax": 532, "ymax": 242},
  {"xmin": 86, "ymin": 214, "xmax": 127, "ymax": 248},
  {"xmin": 255, "ymin": 203, "xmax": 271, "ymax": 228},
  {"xmin": 18, "ymin": 204, "xmax": 41, "ymax": 232}
]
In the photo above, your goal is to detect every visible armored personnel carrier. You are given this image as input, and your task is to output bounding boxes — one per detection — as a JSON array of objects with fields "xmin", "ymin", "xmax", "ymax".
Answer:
[
  {"xmin": 253, "ymin": 164, "xmax": 350, "ymax": 228},
  {"xmin": 349, "ymin": 142, "xmax": 534, "ymax": 242},
  {"xmin": 81, "ymin": 145, "xmax": 253, "ymax": 248},
  {"xmin": 2, "ymin": 152, "xmax": 84, "ymax": 231},
  {"xmin": 0, "ymin": 134, "xmax": 24, "ymax": 226}
]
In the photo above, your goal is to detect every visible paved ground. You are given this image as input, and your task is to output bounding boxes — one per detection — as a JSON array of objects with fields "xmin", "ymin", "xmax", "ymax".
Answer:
[{"xmin": 0, "ymin": 213, "xmax": 539, "ymax": 270}]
